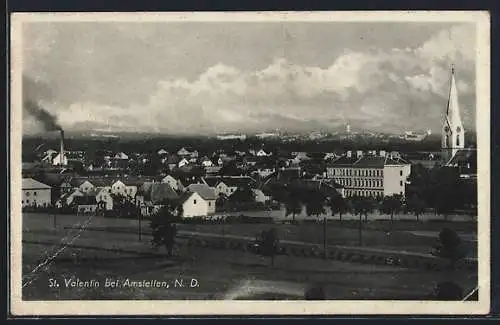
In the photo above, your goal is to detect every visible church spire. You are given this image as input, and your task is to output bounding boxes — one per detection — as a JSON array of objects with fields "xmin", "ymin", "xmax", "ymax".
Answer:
[{"xmin": 442, "ymin": 64, "xmax": 465, "ymax": 163}]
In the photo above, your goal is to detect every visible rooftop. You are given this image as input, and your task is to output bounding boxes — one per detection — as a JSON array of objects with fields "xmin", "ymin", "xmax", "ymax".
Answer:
[
  {"xmin": 22, "ymin": 178, "xmax": 52, "ymax": 190},
  {"xmin": 187, "ymin": 184, "xmax": 217, "ymax": 200},
  {"xmin": 328, "ymin": 155, "xmax": 410, "ymax": 168}
]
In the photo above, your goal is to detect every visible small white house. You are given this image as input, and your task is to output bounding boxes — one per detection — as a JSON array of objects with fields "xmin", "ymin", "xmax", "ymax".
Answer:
[
  {"xmin": 178, "ymin": 158, "xmax": 190, "ymax": 168},
  {"xmin": 252, "ymin": 189, "xmax": 271, "ymax": 203},
  {"xmin": 256, "ymin": 149, "xmax": 270, "ymax": 157},
  {"xmin": 180, "ymin": 191, "xmax": 216, "ymax": 218},
  {"xmin": 114, "ymin": 152, "xmax": 129, "ymax": 160},
  {"xmin": 95, "ymin": 188, "xmax": 114, "ymax": 211}
]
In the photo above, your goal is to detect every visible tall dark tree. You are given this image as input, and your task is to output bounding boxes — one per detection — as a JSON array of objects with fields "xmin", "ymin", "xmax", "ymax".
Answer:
[
  {"xmin": 381, "ymin": 194, "xmax": 403, "ymax": 223},
  {"xmin": 328, "ymin": 194, "xmax": 348, "ymax": 222},
  {"xmin": 284, "ymin": 188, "xmax": 303, "ymax": 223},
  {"xmin": 432, "ymin": 228, "xmax": 470, "ymax": 270},
  {"xmin": 406, "ymin": 194, "xmax": 426, "ymax": 222},
  {"xmin": 150, "ymin": 203, "xmax": 182, "ymax": 257},
  {"xmin": 255, "ymin": 228, "xmax": 280, "ymax": 266},
  {"xmin": 351, "ymin": 196, "xmax": 374, "ymax": 246},
  {"xmin": 229, "ymin": 185, "xmax": 255, "ymax": 203},
  {"xmin": 305, "ymin": 189, "xmax": 326, "ymax": 220}
]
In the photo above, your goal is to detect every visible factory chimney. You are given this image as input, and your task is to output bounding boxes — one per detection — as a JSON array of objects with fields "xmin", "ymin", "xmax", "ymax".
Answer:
[{"xmin": 59, "ymin": 129, "xmax": 66, "ymax": 166}]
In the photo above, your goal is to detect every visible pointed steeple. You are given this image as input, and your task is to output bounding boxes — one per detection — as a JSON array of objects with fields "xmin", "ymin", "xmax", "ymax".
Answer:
[{"xmin": 442, "ymin": 65, "xmax": 465, "ymax": 163}]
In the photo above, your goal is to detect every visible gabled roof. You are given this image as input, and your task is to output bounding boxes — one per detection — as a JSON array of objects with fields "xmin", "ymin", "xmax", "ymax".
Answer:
[
  {"xmin": 22, "ymin": 178, "xmax": 51, "ymax": 190},
  {"xmin": 203, "ymin": 177, "xmax": 221, "ymax": 187},
  {"xmin": 218, "ymin": 176, "xmax": 256, "ymax": 188},
  {"xmin": 187, "ymin": 184, "xmax": 217, "ymax": 200},
  {"xmin": 328, "ymin": 155, "xmax": 410, "ymax": 168},
  {"xmin": 138, "ymin": 182, "xmax": 179, "ymax": 204}
]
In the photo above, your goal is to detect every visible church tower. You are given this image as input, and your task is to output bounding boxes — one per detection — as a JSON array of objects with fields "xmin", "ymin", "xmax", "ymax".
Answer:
[{"xmin": 442, "ymin": 65, "xmax": 465, "ymax": 163}]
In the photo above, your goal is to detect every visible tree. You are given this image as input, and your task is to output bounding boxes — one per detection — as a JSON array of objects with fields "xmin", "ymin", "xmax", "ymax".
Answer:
[
  {"xmin": 432, "ymin": 228, "xmax": 470, "ymax": 269},
  {"xmin": 254, "ymin": 228, "xmax": 280, "ymax": 266},
  {"xmin": 406, "ymin": 194, "xmax": 426, "ymax": 222},
  {"xmin": 284, "ymin": 188, "xmax": 303, "ymax": 223},
  {"xmin": 304, "ymin": 189, "xmax": 326, "ymax": 220},
  {"xmin": 351, "ymin": 196, "xmax": 375, "ymax": 246},
  {"xmin": 381, "ymin": 194, "xmax": 403, "ymax": 223},
  {"xmin": 150, "ymin": 203, "xmax": 182, "ymax": 257},
  {"xmin": 328, "ymin": 194, "xmax": 348, "ymax": 222},
  {"xmin": 229, "ymin": 185, "xmax": 255, "ymax": 203},
  {"xmin": 430, "ymin": 167, "xmax": 461, "ymax": 220}
]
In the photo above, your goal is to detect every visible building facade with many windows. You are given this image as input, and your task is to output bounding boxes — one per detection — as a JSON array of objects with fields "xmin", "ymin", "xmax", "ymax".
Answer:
[{"xmin": 326, "ymin": 155, "xmax": 411, "ymax": 198}]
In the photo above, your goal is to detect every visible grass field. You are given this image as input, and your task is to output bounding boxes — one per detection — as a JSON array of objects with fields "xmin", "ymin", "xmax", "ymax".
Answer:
[{"xmin": 21, "ymin": 213, "xmax": 477, "ymax": 300}]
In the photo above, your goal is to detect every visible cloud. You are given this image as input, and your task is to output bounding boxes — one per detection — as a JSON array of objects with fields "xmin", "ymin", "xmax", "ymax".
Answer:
[{"xmin": 23, "ymin": 23, "xmax": 476, "ymax": 135}]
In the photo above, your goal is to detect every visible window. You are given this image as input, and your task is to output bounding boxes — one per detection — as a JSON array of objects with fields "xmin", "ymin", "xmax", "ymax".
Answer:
[
  {"xmin": 400, "ymin": 181, "xmax": 403, "ymax": 186},
  {"xmin": 456, "ymin": 135, "xmax": 460, "ymax": 146},
  {"xmin": 400, "ymin": 170, "xmax": 403, "ymax": 176},
  {"xmin": 26, "ymin": 199, "xmax": 29, "ymax": 204},
  {"xmin": 193, "ymin": 199, "xmax": 197, "ymax": 204},
  {"xmin": 208, "ymin": 202, "xmax": 211, "ymax": 206},
  {"xmin": 34, "ymin": 191, "xmax": 37, "ymax": 196},
  {"xmin": 26, "ymin": 192, "xmax": 30, "ymax": 197},
  {"xmin": 22, "ymin": 200, "xmax": 24, "ymax": 204}
]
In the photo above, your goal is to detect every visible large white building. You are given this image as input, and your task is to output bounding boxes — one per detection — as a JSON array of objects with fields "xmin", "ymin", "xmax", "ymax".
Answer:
[
  {"xmin": 326, "ymin": 154, "xmax": 411, "ymax": 198},
  {"xmin": 22, "ymin": 178, "xmax": 52, "ymax": 208}
]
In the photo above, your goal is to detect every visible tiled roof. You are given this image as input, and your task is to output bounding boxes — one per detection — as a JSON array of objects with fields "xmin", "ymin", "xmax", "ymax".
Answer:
[
  {"xmin": 219, "ymin": 176, "xmax": 256, "ymax": 188},
  {"xmin": 328, "ymin": 155, "xmax": 410, "ymax": 168},
  {"xmin": 187, "ymin": 184, "xmax": 217, "ymax": 200},
  {"xmin": 138, "ymin": 182, "xmax": 179, "ymax": 204},
  {"xmin": 22, "ymin": 178, "xmax": 51, "ymax": 189}
]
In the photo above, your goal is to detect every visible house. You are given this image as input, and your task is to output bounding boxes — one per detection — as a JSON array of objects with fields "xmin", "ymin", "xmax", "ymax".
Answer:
[
  {"xmin": 136, "ymin": 182, "xmax": 179, "ymax": 216},
  {"xmin": 114, "ymin": 152, "xmax": 129, "ymax": 160},
  {"xmin": 161, "ymin": 175, "xmax": 182, "ymax": 191},
  {"xmin": 291, "ymin": 152, "xmax": 311, "ymax": 165},
  {"xmin": 256, "ymin": 149, "xmax": 270, "ymax": 157},
  {"xmin": 179, "ymin": 185, "xmax": 217, "ymax": 218},
  {"xmin": 22, "ymin": 178, "xmax": 52, "ymax": 208},
  {"xmin": 178, "ymin": 158, "xmax": 190, "ymax": 168},
  {"xmin": 74, "ymin": 195, "xmax": 98, "ymax": 214},
  {"xmin": 56, "ymin": 189, "xmax": 85, "ymax": 208},
  {"xmin": 252, "ymin": 188, "xmax": 271, "ymax": 203},
  {"xmin": 95, "ymin": 188, "xmax": 114, "ymax": 211},
  {"xmin": 177, "ymin": 147, "xmax": 191, "ymax": 157},
  {"xmin": 70, "ymin": 178, "xmax": 95, "ymax": 194},
  {"xmin": 200, "ymin": 156, "xmax": 214, "ymax": 167},
  {"xmin": 157, "ymin": 149, "xmax": 168, "ymax": 156},
  {"xmin": 326, "ymin": 155, "xmax": 411, "ymax": 198},
  {"xmin": 203, "ymin": 176, "xmax": 256, "ymax": 197},
  {"xmin": 111, "ymin": 178, "xmax": 148, "ymax": 199}
]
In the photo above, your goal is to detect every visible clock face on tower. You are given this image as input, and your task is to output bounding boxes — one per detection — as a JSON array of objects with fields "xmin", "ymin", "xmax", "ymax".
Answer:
[
  {"xmin": 444, "ymin": 126, "xmax": 450, "ymax": 133},
  {"xmin": 456, "ymin": 126, "xmax": 461, "ymax": 132}
]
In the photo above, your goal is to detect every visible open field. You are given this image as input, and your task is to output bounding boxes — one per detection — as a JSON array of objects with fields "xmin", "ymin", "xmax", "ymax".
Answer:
[
  {"xmin": 22, "ymin": 212, "xmax": 477, "ymax": 256},
  {"xmin": 20, "ymin": 213, "xmax": 477, "ymax": 300}
]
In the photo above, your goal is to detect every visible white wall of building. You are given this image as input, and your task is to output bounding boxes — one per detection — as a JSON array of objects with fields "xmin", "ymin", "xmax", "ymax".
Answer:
[
  {"xmin": 182, "ymin": 192, "xmax": 215, "ymax": 218},
  {"xmin": 383, "ymin": 164, "xmax": 411, "ymax": 197},
  {"xmin": 22, "ymin": 188, "xmax": 51, "ymax": 207}
]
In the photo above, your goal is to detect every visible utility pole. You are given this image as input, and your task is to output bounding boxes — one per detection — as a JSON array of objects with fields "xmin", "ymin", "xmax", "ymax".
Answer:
[
  {"xmin": 138, "ymin": 205, "xmax": 142, "ymax": 242},
  {"xmin": 323, "ymin": 215, "xmax": 327, "ymax": 259}
]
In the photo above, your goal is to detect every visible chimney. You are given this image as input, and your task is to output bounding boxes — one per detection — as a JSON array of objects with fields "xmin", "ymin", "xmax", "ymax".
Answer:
[{"xmin": 59, "ymin": 129, "xmax": 65, "ymax": 166}]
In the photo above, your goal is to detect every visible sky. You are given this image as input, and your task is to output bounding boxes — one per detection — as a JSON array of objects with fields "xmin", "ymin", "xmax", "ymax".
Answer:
[{"xmin": 21, "ymin": 20, "xmax": 477, "ymax": 135}]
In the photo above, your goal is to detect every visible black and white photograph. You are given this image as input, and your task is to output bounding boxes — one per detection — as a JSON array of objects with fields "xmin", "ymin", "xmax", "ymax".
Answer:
[{"xmin": 10, "ymin": 11, "xmax": 490, "ymax": 315}]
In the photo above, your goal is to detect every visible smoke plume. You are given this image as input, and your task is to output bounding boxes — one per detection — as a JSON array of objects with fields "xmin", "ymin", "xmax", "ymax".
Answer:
[{"xmin": 23, "ymin": 75, "xmax": 62, "ymax": 131}]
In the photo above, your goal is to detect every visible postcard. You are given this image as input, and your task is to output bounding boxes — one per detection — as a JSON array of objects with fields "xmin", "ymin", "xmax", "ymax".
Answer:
[{"xmin": 10, "ymin": 11, "xmax": 490, "ymax": 316}]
